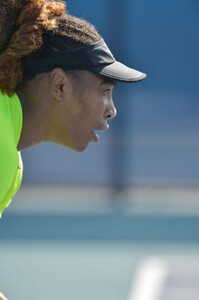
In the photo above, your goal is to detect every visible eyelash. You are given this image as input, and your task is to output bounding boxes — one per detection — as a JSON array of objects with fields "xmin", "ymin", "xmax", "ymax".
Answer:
[
  {"xmin": 103, "ymin": 88, "xmax": 111, "ymax": 93},
  {"xmin": 102, "ymin": 90, "xmax": 110, "ymax": 97}
]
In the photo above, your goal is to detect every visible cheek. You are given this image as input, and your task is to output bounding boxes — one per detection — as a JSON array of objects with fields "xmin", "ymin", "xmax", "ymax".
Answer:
[
  {"xmin": 92, "ymin": 94, "xmax": 107, "ymax": 117},
  {"xmin": 80, "ymin": 101, "xmax": 104, "ymax": 126},
  {"xmin": 70, "ymin": 90, "xmax": 106, "ymax": 132}
]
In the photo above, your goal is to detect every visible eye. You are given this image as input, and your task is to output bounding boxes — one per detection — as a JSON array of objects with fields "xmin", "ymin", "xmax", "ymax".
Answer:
[
  {"xmin": 100, "ymin": 81, "xmax": 115, "ymax": 96},
  {"xmin": 103, "ymin": 87, "xmax": 112, "ymax": 95},
  {"xmin": 101, "ymin": 90, "xmax": 110, "ymax": 99}
]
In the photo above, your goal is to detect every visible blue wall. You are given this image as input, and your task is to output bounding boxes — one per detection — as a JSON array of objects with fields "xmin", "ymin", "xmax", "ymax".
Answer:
[{"xmin": 22, "ymin": 0, "xmax": 199, "ymax": 185}]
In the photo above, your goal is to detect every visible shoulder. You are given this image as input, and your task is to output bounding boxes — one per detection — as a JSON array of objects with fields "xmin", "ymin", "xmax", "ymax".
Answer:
[
  {"xmin": 0, "ymin": 91, "xmax": 19, "ymax": 201},
  {"xmin": 0, "ymin": 90, "xmax": 23, "ymax": 144}
]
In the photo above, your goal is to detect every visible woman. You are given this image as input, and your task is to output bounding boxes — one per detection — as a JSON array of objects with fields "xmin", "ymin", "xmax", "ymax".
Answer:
[
  {"xmin": 0, "ymin": 0, "xmax": 146, "ymax": 216},
  {"xmin": 0, "ymin": 1, "xmax": 146, "ymax": 298}
]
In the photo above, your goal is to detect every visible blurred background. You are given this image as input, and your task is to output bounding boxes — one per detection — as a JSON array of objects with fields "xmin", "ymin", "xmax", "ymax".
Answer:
[{"xmin": 0, "ymin": 0, "xmax": 199, "ymax": 299}]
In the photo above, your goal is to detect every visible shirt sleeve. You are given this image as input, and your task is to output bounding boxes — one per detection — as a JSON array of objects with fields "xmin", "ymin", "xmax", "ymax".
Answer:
[{"xmin": 0, "ymin": 133, "xmax": 18, "ymax": 215}]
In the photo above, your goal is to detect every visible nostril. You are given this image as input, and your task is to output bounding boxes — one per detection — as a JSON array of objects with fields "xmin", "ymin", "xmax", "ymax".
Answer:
[{"xmin": 105, "ymin": 105, "xmax": 117, "ymax": 120}]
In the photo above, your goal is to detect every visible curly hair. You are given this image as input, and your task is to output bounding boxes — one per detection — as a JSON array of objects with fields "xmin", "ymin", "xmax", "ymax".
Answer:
[{"xmin": 0, "ymin": 0, "xmax": 101, "ymax": 95}]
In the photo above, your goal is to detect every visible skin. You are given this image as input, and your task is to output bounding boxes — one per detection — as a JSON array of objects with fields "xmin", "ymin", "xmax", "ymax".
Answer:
[{"xmin": 17, "ymin": 69, "xmax": 117, "ymax": 152}]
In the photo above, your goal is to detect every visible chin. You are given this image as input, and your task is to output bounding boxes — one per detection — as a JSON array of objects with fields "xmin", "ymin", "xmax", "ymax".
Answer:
[
  {"xmin": 58, "ymin": 139, "xmax": 88, "ymax": 152},
  {"xmin": 74, "ymin": 144, "xmax": 89, "ymax": 152},
  {"xmin": 66, "ymin": 141, "xmax": 89, "ymax": 152}
]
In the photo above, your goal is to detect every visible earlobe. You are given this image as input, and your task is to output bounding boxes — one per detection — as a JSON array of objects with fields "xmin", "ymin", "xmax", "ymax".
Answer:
[{"xmin": 49, "ymin": 68, "xmax": 68, "ymax": 101}]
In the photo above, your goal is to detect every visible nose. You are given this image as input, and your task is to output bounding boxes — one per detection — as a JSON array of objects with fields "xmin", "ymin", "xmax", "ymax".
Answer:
[{"xmin": 105, "ymin": 101, "xmax": 117, "ymax": 120}]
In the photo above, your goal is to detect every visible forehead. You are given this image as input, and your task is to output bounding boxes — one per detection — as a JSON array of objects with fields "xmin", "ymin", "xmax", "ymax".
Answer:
[
  {"xmin": 70, "ymin": 70, "xmax": 117, "ymax": 91},
  {"xmin": 99, "ymin": 76, "xmax": 117, "ymax": 87},
  {"xmin": 81, "ymin": 71, "xmax": 116, "ymax": 86}
]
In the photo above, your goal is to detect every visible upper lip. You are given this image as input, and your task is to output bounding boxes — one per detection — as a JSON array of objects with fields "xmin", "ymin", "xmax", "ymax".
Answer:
[{"xmin": 95, "ymin": 124, "xmax": 109, "ymax": 132}]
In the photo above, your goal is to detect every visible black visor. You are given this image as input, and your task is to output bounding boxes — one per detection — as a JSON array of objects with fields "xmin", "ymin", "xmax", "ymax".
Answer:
[{"xmin": 23, "ymin": 39, "xmax": 146, "ymax": 82}]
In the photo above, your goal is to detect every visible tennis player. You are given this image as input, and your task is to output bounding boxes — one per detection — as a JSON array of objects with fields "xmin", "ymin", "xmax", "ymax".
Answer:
[
  {"xmin": 0, "ymin": 1, "xmax": 146, "ymax": 298},
  {"xmin": 0, "ymin": 0, "xmax": 146, "ymax": 217}
]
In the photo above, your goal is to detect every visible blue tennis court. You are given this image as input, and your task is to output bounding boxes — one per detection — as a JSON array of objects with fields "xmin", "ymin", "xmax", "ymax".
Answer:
[{"xmin": 0, "ymin": 185, "xmax": 199, "ymax": 300}]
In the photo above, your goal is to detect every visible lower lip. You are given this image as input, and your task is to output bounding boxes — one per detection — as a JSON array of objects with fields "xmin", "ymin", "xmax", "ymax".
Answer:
[{"xmin": 92, "ymin": 131, "xmax": 99, "ymax": 143}]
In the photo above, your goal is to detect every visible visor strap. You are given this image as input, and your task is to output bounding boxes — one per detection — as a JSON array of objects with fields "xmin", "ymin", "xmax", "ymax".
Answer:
[{"xmin": 23, "ymin": 39, "xmax": 116, "ymax": 73}]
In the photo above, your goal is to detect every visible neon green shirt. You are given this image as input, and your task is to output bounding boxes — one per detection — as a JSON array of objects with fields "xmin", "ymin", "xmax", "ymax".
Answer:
[{"xmin": 0, "ymin": 90, "xmax": 23, "ymax": 217}]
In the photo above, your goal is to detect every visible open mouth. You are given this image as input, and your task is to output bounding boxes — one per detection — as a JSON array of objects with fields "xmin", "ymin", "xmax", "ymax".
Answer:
[
  {"xmin": 92, "ymin": 124, "xmax": 110, "ymax": 143},
  {"xmin": 93, "ymin": 131, "xmax": 100, "ymax": 143}
]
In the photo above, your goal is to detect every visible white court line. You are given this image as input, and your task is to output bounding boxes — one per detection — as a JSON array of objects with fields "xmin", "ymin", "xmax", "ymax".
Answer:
[{"xmin": 127, "ymin": 257, "xmax": 169, "ymax": 300}]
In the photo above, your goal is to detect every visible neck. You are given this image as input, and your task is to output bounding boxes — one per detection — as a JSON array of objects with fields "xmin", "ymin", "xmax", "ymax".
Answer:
[{"xmin": 16, "ymin": 89, "xmax": 45, "ymax": 150}]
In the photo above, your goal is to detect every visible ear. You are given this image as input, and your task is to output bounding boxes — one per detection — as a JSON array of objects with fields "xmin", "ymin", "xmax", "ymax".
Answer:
[{"xmin": 49, "ymin": 68, "xmax": 70, "ymax": 101}]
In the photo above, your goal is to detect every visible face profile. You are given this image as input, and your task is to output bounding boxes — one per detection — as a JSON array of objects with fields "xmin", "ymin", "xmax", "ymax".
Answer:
[{"xmin": 51, "ymin": 70, "xmax": 117, "ymax": 151}]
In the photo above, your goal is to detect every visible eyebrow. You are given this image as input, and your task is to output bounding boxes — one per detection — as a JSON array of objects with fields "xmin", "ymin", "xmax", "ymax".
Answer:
[{"xmin": 100, "ymin": 78, "xmax": 117, "ymax": 87}]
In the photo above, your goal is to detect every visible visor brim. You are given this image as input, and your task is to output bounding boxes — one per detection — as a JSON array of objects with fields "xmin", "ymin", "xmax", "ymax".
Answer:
[{"xmin": 90, "ymin": 61, "xmax": 146, "ymax": 82}]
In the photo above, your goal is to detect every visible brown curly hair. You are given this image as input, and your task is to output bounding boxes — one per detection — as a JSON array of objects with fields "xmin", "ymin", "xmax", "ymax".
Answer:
[{"xmin": 0, "ymin": 0, "xmax": 101, "ymax": 95}]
